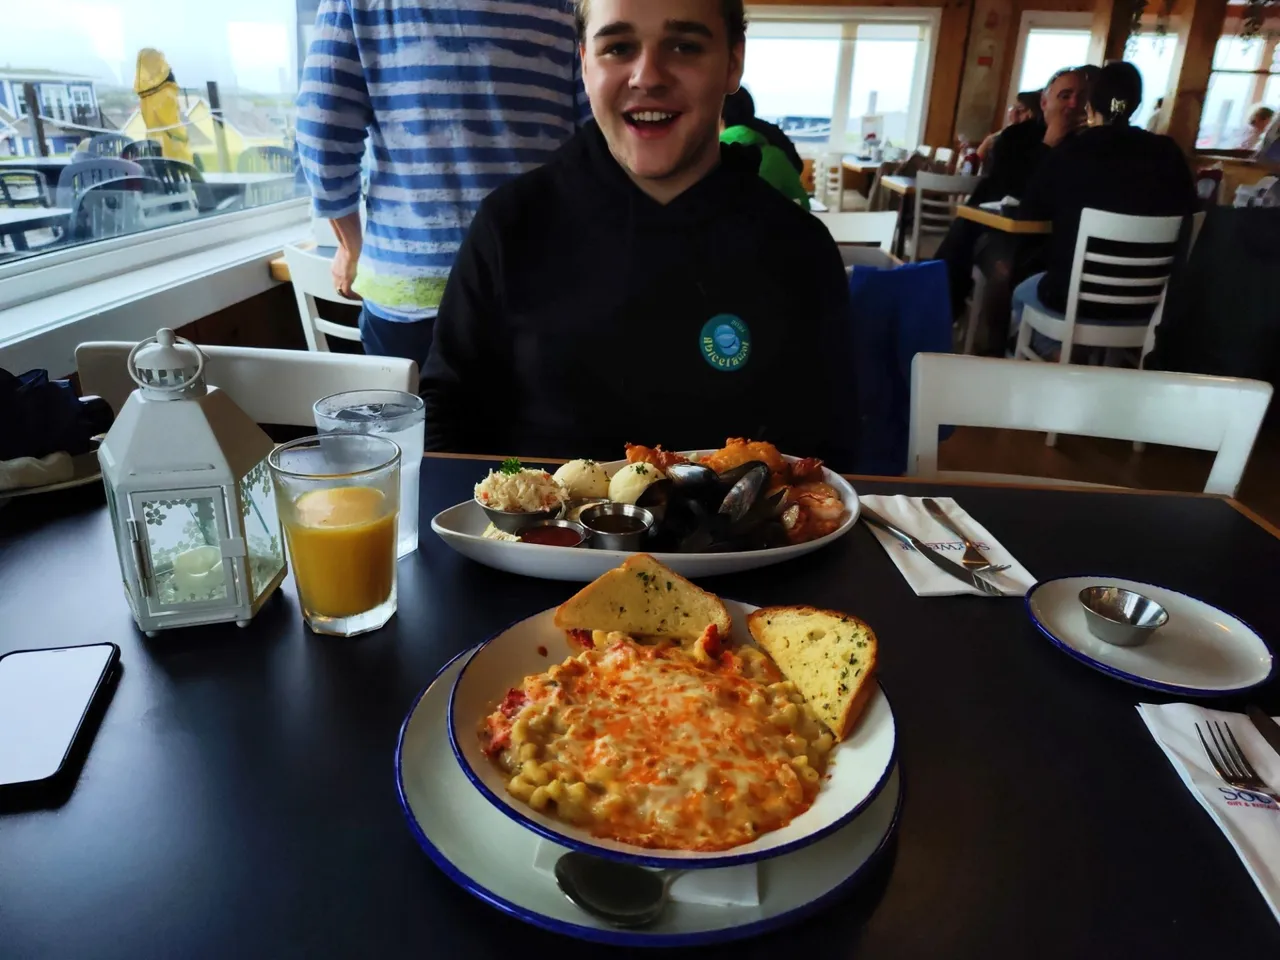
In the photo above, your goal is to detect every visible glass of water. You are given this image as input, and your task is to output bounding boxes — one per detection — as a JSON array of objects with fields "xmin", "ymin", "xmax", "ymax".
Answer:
[{"xmin": 313, "ymin": 390, "xmax": 424, "ymax": 558}]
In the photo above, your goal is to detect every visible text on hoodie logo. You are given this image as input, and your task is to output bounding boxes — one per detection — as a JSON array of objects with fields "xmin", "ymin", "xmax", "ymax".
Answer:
[{"xmin": 700, "ymin": 315, "xmax": 751, "ymax": 372}]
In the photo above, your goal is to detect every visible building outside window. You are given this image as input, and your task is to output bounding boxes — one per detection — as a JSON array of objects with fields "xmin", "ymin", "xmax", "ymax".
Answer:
[{"xmin": 0, "ymin": 0, "xmax": 306, "ymax": 270}]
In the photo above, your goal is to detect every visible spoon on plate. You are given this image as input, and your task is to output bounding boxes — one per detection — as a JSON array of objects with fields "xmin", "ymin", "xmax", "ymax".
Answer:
[{"xmin": 554, "ymin": 852, "xmax": 685, "ymax": 928}]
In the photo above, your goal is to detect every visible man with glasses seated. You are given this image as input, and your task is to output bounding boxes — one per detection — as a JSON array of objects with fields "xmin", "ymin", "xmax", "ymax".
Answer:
[
  {"xmin": 420, "ymin": 0, "xmax": 856, "ymax": 467},
  {"xmin": 936, "ymin": 66, "xmax": 1088, "ymax": 353}
]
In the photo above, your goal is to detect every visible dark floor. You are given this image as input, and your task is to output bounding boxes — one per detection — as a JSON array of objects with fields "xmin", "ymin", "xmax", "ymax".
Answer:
[{"xmin": 938, "ymin": 420, "xmax": 1280, "ymax": 526}]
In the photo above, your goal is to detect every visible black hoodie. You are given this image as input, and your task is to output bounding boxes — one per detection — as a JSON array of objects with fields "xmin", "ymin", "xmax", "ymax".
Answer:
[{"xmin": 420, "ymin": 121, "xmax": 856, "ymax": 468}]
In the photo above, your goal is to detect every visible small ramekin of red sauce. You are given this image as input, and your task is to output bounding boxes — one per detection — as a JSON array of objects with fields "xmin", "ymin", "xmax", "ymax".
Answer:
[{"xmin": 517, "ymin": 519, "xmax": 589, "ymax": 548}]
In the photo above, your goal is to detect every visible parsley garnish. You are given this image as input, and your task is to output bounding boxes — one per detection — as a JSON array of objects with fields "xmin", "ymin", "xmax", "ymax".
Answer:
[{"xmin": 500, "ymin": 458, "xmax": 523, "ymax": 475}]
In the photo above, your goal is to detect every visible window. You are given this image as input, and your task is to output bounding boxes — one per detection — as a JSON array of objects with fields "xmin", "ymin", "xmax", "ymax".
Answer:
[
  {"xmin": 740, "ymin": 8, "xmax": 937, "ymax": 154},
  {"xmin": 1017, "ymin": 29, "xmax": 1092, "ymax": 93},
  {"xmin": 0, "ymin": 0, "xmax": 305, "ymax": 268},
  {"xmin": 1007, "ymin": 12, "xmax": 1090, "ymax": 109},
  {"xmin": 1197, "ymin": 19, "xmax": 1280, "ymax": 150},
  {"xmin": 1126, "ymin": 30, "xmax": 1180, "ymax": 130}
]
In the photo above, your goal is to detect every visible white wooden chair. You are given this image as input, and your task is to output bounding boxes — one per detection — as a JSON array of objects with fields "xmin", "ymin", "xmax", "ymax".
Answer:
[
  {"xmin": 819, "ymin": 153, "xmax": 844, "ymax": 211},
  {"xmin": 76, "ymin": 342, "xmax": 417, "ymax": 426},
  {"xmin": 932, "ymin": 147, "xmax": 955, "ymax": 172},
  {"xmin": 1015, "ymin": 209, "xmax": 1184, "ymax": 367},
  {"xmin": 907, "ymin": 353, "xmax": 1272, "ymax": 497},
  {"xmin": 282, "ymin": 244, "xmax": 364, "ymax": 352},
  {"xmin": 909, "ymin": 172, "xmax": 979, "ymax": 263},
  {"xmin": 813, "ymin": 211, "xmax": 899, "ymax": 250},
  {"xmin": 1015, "ymin": 208, "xmax": 1185, "ymax": 445},
  {"xmin": 1139, "ymin": 210, "xmax": 1207, "ymax": 369}
]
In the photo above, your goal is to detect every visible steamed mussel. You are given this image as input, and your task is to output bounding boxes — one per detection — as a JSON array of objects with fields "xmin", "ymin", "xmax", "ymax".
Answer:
[{"xmin": 641, "ymin": 460, "xmax": 788, "ymax": 553}]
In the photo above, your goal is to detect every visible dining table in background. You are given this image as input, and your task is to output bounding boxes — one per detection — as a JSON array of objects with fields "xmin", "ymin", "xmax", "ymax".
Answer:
[
  {"xmin": 0, "ymin": 205, "xmax": 71, "ymax": 251},
  {"xmin": 0, "ymin": 156, "xmax": 73, "ymax": 184},
  {"xmin": 956, "ymin": 203, "xmax": 1053, "ymax": 235},
  {"xmin": 2, "ymin": 455, "xmax": 1279, "ymax": 958}
]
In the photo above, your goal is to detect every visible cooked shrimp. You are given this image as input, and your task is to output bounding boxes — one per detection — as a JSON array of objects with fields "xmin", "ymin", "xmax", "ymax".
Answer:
[
  {"xmin": 784, "ymin": 482, "xmax": 847, "ymax": 543},
  {"xmin": 625, "ymin": 444, "xmax": 689, "ymax": 472}
]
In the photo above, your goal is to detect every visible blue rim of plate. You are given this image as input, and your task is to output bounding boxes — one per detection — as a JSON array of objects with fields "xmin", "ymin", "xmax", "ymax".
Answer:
[
  {"xmin": 1025, "ymin": 575, "xmax": 1276, "ymax": 697},
  {"xmin": 444, "ymin": 603, "xmax": 898, "ymax": 869},
  {"xmin": 395, "ymin": 644, "xmax": 906, "ymax": 948}
]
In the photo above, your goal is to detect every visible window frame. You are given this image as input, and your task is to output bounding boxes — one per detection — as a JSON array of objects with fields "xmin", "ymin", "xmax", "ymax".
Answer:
[
  {"xmin": 1005, "ymin": 11, "xmax": 1092, "ymax": 110},
  {"xmin": 745, "ymin": 5, "xmax": 941, "ymax": 154},
  {"xmin": 0, "ymin": 197, "xmax": 309, "ymax": 316},
  {"xmin": 1197, "ymin": 30, "xmax": 1279, "ymax": 149}
]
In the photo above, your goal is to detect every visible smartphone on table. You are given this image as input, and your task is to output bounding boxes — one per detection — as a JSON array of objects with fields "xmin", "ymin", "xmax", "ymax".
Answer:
[{"xmin": 0, "ymin": 643, "xmax": 119, "ymax": 806}]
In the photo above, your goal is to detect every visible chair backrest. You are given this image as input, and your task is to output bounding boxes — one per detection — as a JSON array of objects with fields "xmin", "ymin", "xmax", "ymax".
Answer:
[
  {"xmin": 1194, "ymin": 167, "xmax": 1224, "ymax": 205},
  {"xmin": 69, "ymin": 177, "xmax": 150, "ymax": 241},
  {"xmin": 0, "ymin": 169, "xmax": 49, "ymax": 207},
  {"xmin": 1140, "ymin": 209, "xmax": 1207, "ymax": 364},
  {"xmin": 86, "ymin": 133, "xmax": 134, "ymax": 157},
  {"xmin": 910, "ymin": 172, "xmax": 980, "ymax": 262},
  {"xmin": 56, "ymin": 158, "xmax": 143, "ymax": 207},
  {"xmin": 819, "ymin": 153, "xmax": 844, "ymax": 209},
  {"xmin": 282, "ymin": 245, "xmax": 365, "ymax": 352},
  {"xmin": 908, "ymin": 353, "xmax": 1272, "ymax": 496},
  {"xmin": 932, "ymin": 147, "xmax": 954, "ymax": 172},
  {"xmin": 237, "ymin": 145, "xmax": 294, "ymax": 174},
  {"xmin": 75, "ymin": 342, "xmax": 418, "ymax": 426},
  {"xmin": 136, "ymin": 156, "xmax": 198, "ymax": 189},
  {"xmin": 813, "ymin": 211, "xmax": 899, "ymax": 251},
  {"xmin": 915, "ymin": 145, "xmax": 933, "ymax": 161},
  {"xmin": 1061, "ymin": 208, "xmax": 1184, "ymax": 342},
  {"xmin": 121, "ymin": 139, "xmax": 163, "ymax": 160}
]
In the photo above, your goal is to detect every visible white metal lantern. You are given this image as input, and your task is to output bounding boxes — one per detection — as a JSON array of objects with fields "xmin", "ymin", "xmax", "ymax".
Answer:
[{"xmin": 98, "ymin": 329, "xmax": 287, "ymax": 635}]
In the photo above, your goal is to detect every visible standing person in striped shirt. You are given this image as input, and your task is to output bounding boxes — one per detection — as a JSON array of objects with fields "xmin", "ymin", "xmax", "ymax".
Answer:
[{"xmin": 296, "ymin": 0, "xmax": 589, "ymax": 365}]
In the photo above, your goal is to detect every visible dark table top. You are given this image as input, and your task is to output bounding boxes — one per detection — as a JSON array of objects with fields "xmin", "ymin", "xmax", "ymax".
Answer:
[{"xmin": 2, "ymin": 459, "xmax": 1279, "ymax": 959}]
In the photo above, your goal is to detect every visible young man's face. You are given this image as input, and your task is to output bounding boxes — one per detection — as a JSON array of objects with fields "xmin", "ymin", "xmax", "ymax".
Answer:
[{"xmin": 580, "ymin": 0, "xmax": 745, "ymax": 202}]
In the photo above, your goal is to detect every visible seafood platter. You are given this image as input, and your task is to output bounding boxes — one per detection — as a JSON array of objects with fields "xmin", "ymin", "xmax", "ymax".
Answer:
[{"xmin": 430, "ymin": 439, "xmax": 860, "ymax": 581}]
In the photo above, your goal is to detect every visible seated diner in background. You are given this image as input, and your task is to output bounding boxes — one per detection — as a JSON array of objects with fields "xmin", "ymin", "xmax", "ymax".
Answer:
[
  {"xmin": 1240, "ymin": 105, "xmax": 1276, "ymax": 152},
  {"xmin": 936, "ymin": 67, "xmax": 1087, "ymax": 347},
  {"xmin": 975, "ymin": 90, "xmax": 1042, "ymax": 168},
  {"xmin": 419, "ymin": 0, "xmax": 855, "ymax": 467},
  {"xmin": 721, "ymin": 94, "xmax": 810, "ymax": 209},
  {"xmin": 720, "ymin": 85, "xmax": 804, "ymax": 175},
  {"xmin": 1012, "ymin": 61, "xmax": 1196, "ymax": 356}
]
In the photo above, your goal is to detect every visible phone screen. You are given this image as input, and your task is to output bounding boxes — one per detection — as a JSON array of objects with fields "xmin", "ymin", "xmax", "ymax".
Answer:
[{"xmin": 0, "ymin": 644, "xmax": 116, "ymax": 787}]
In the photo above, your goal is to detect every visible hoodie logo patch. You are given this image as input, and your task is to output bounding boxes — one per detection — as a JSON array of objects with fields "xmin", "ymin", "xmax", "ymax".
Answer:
[{"xmin": 700, "ymin": 315, "xmax": 751, "ymax": 372}]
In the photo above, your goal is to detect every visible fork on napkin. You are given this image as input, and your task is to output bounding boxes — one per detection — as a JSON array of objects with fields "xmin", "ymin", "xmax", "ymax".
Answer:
[
  {"xmin": 531, "ymin": 840, "xmax": 760, "ymax": 907},
  {"xmin": 859, "ymin": 495, "xmax": 1036, "ymax": 597},
  {"xmin": 1138, "ymin": 703, "xmax": 1280, "ymax": 925}
]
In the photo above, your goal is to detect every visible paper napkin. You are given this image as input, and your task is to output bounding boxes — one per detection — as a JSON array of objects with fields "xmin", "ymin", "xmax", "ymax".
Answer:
[
  {"xmin": 859, "ymin": 495, "xmax": 1036, "ymax": 597},
  {"xmin": 1138, "ymin": 702, "xmax": 1280, "ymax": 926},
  {"xmin": 531, "ymin": 839, "xmax": 760, "ymax": 907}
]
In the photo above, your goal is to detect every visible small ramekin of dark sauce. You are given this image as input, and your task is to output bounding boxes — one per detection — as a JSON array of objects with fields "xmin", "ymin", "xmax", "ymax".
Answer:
[{"xmin": 578, "ymin": 503, "xmax": 655, "ymax": 551}]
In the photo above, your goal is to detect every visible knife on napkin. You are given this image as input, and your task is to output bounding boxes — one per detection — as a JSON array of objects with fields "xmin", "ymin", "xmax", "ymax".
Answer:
[
  {"xmin": 1246, "ymin": 705, "xmax": 1280, "ymax": 760},
  {"xmin": 860, "ymin": 505, "xmax": 1000, "ymax": 595}
]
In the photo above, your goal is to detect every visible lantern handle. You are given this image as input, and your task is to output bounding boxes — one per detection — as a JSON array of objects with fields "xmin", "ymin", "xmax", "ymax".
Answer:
[{"xmin": 127, "ymin": 330, "xmax": 207, "ymax": 393}]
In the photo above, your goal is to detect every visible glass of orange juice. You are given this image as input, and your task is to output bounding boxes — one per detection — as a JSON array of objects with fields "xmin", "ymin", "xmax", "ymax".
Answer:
[{"xmin": 268, "ymin": 435, "xmax": 400, "ymax": 637}]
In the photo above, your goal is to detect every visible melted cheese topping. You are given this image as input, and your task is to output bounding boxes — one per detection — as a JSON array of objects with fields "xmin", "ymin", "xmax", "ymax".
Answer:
[{"xmin": 479, "ymin": 637, "xmax": 834, "ymax": 852}]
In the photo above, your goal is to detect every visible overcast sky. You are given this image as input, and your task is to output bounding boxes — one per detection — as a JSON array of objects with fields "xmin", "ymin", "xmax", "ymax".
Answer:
[{"xmin": 3, "ymin": 0, "xmax": 298, "ymax": 93}]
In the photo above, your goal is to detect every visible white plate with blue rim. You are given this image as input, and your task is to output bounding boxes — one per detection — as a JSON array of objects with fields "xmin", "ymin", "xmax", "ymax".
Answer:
[
  {"xmin": 445, "ymin": 599, "xmax": 896, "ymax": 869},
  {"xmin": 1026, "ymin": 576, "xmax": 1275, "ymax": 696},
  {"xmin": 396, "ymin": 644, "xmax": 903, "ymax": 946},
  {"xmin": 430, "ymin": 452, "xmax": 860, "ymax": 582}
]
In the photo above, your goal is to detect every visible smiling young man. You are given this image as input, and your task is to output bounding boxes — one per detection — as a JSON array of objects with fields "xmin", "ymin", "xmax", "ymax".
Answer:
[{"xmin": 420, "ymin": 0, "xmax": 856, "ymax": 466}]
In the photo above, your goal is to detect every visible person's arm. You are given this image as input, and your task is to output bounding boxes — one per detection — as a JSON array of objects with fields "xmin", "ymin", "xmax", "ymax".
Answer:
[
  {"xmin": 295, "ymin": 0, "xmax": 372, "ymax": 298},
  {"xmin": 420, "ymin": 206, "xmax": 509, "ymax": 453},
  {"xmin": 976, "ymin": 130, "xmax": 999, "ymax": 163},
  {"xmin": 1018, "ymin": 143, "xmax": 1061, "ymax": 222}
]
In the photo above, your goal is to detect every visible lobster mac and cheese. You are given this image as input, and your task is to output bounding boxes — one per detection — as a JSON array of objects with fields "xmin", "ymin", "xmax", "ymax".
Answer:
[{"xmin": 478, "ymin": 627, "xmax": 835, "ymax": 851}]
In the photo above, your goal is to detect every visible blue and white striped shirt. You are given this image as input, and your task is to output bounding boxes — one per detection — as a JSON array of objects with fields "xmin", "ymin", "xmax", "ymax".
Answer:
[{"xmin": 296, "ymin": 0, "xmax": 588, "ymax": 322}]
